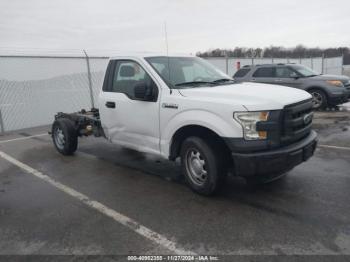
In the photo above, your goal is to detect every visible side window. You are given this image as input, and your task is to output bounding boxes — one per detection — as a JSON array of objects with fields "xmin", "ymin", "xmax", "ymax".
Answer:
[
  {"xmin": 252, "ymin": 67, "xmax": 275, "ymax": 78},
  {"xmin": 110, "ymin": 60, "xmax": 157, "ymax": 100},
  {"xmin": 233, "ymin": 68, "xmax": 251, "ymax": 78},
  {"xmin": 276, "ymin": 67, "xmax": 296, "ymax": 78}
]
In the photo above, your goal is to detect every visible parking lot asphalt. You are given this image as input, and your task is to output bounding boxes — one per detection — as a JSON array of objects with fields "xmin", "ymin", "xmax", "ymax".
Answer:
[{"xmin": 0, "ymin": 111, "xmax": 350, "ymax": 259}]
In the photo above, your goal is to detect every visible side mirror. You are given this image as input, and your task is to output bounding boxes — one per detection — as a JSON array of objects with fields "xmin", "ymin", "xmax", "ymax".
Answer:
[
  {"xmin": 290, "ymin": 72, "xmax": 299, "ymax": 79},
  {"xmin": 134, "ymin": 82, "xmax": 154, "ymax": 101}
]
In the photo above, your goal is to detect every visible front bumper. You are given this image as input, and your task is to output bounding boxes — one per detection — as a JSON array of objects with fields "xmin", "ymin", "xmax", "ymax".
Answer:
[
  {"xmin": 231, "ymin": 130, "xmax": 317, "ymax": 178},
  {"xmin": 345, "ymin": 88, "xmax": 350, "ymax": 99},
  {"xmin": 328, "ymin": 92, "xmax": 349, "ymax": 105}
]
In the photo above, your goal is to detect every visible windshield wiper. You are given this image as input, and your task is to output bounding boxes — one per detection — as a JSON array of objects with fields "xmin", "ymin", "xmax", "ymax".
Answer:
[
  {"xmin": 175, "ymin": 81, "xmax": 213, "ymax": 87},
  {"xmin": 212, "ymin": 78, "xmax": 234, "ymax": 83},
  {"xmin": 174, "ymin": 79, "xmax": 234, "ymax": 87},
  {"xmin": 305, "ymin": 74, "xmax": 319, "ymax": 77}
]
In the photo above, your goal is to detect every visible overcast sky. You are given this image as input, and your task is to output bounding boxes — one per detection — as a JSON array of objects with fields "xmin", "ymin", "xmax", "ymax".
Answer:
[{"xmin": 0, "ymin": 0, "xmax": 349, "ymax": 54}]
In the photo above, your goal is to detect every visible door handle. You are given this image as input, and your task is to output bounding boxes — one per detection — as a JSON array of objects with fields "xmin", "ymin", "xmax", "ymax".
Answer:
[{"xmin": 105, "ymin": 101, "xmax": 116, "ymax": 108}]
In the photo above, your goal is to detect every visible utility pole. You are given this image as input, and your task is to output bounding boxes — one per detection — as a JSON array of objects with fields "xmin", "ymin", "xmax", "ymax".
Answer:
[
  {"xmin": 83, "ymin": 49, "xmax": 95, "ymax": 109},
  {"xmin": 0, "ymin": 109, "xmax": 4, "ymax": 134},
  {"xmin": 225, "ymin": 50, "xmax": 228, "ymax": 74},
  {"xmin": 321, "ymin": 53, "xmax": 325, "ymax": 74},
  {"xmin": 342, "ymin": 52, "xmax": 345, "ymax": 75}
]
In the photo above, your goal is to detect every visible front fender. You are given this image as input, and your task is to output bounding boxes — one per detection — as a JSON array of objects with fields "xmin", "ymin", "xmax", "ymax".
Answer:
[
  {"xmin": 304, "ymin": 85, "xmax": 332, "ymax": 96},
  {"xmin": 160, "ymin": 109, "xmax": 243, "ymax": 157}
]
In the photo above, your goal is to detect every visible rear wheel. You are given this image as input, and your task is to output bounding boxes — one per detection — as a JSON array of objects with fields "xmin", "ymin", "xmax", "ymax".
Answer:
[
  {"xmin": 309, "ymin": 89, "xmax": 327, "ymax": 109},
  {"xmin": 52, "ymin": 118, "xmax": 78, "ymax": 155},
  {"xmin": 180, "ymin": 136, "xmax": 226, "ymax": 195}
]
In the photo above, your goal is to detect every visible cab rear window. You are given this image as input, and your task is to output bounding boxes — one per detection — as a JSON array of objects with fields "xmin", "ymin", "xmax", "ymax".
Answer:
[{"xmin": 233, "ymin": 68, "xmax": 251, "ymax": 78}]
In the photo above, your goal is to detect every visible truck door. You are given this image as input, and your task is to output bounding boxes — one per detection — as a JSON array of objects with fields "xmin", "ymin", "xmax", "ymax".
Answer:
[{"xmin": 99, "ymin": 59, "xmax": 160, "ymax": 155}]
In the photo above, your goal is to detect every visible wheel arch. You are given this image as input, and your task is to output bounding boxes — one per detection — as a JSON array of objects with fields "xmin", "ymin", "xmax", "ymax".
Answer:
[
  {"xmin": 168, "ymin": 124, "xmax": 232, "ymax": 164},
  {"xmin": 304, "ymin": 86, "xmax": 329, "ymax": 97},
  {"xmin": 305, "ymin": 86, "xmax": 329, "ymax": 107}
]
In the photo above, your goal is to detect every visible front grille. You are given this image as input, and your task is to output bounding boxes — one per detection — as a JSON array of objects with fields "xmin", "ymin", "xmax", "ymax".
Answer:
[
  {"xmin": 343, "ymin": 81, "xmax": 350, "ymax": 88},
  {"xmin": 280, "ymin": 99, "xmax": 313, "ymax": 146}
]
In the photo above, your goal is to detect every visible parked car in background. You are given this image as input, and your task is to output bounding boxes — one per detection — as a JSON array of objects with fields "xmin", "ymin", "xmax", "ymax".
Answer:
[{"xmin": 233, "ymin": 64, "xmax": 350, "ymax": 109}]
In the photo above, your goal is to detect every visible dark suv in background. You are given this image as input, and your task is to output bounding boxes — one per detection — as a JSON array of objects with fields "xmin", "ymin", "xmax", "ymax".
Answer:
[{"xmin": 233, "ymin": 64, "xmax": 350, "ymax": 109}]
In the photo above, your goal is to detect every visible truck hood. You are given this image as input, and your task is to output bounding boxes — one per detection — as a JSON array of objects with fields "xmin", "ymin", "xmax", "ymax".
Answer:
[{"xmin": 178, "ymin": 82, "xmax": 311, "ymax": 111}]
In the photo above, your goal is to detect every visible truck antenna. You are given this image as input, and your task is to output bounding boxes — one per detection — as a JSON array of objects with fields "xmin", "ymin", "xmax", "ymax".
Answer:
[{"xmin": 164, "ymin": 21, "xmax": 172, "ymax": 94}]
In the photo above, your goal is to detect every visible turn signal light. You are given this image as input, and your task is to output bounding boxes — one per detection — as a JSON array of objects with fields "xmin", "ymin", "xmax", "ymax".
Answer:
[{"xmin": 258, "ymin": 131, "xmax": 267, "ymax": 139}]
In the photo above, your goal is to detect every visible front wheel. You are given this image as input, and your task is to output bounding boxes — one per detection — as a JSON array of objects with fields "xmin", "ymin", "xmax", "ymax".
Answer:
[
  {"xmin": 52, "ymin": 118, "xmax": 78, "ymax": 155},
  {"xmin": 309, "ymin": 89, "xmax": 327, "ymax": 110},
  {"xmin": 180, "ymin": 136, "xmax": 226, "ymax": 195}
]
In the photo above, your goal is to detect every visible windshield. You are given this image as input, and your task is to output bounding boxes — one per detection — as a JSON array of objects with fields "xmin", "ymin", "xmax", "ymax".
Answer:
[
  {"xmin": 145, "ymin": 56, "xmax": 232, "ymax": 88},
  {"xmin": 290, "ymin": 65, "xmax": 319, "ymax": 77}
]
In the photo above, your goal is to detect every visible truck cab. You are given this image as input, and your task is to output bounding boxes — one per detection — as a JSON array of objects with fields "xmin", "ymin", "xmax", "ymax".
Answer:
[{"xmin": 52, "ymin": 53, "xmax": 317, "ymax": 195}]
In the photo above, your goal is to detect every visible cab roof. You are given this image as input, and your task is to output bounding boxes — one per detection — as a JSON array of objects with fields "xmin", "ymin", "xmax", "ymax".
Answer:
[{"xmin": 109, "ymin": 52, "xmax": 195, "ymax": 60}]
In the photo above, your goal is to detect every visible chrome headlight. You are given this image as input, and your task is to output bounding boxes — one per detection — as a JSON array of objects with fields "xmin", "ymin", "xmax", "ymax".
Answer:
[{"xmin": 234, "ymin": 111, "xmax": 269, "ymax": 140}]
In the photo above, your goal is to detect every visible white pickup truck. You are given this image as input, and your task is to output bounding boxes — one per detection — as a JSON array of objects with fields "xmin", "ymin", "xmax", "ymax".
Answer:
[{"xmin": 51, "ymin": 53, "xmax": 317, "ymax": 195}]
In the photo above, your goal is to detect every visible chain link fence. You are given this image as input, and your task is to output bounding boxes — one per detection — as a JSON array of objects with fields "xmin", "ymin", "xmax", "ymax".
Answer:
[
  {"xmin": 0, "ymin": 52, "xmax": 109, "ymax": 133},
  {"xmin": 0, "ymin": 52, "xmax": 345, "ymax": 133}
]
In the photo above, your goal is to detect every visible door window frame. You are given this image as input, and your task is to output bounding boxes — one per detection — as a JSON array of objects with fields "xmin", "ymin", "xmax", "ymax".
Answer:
[
  {"xmin": 252, "ymin": 67, "xmax": 276, "ymax": 78},
  {"xmin": 275, "ymin": 66, "xmax": 300, "ymax": 78},
  {"xmin": 102, "ymin": 59, "xmax": 159, "ymax": 102}
]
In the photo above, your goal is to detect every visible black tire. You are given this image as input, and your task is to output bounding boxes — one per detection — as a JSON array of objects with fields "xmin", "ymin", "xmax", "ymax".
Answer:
[
  {"xmin": 52, "ymin": 118, "xmax": 78, "ymax": 155},
  {"xmin": 180, "ymin": 136, "xmax": 226, "ymax": 195},
  {"xmin": 309, "ymin": 89, "xmax": 327, "ymax": 110}
]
